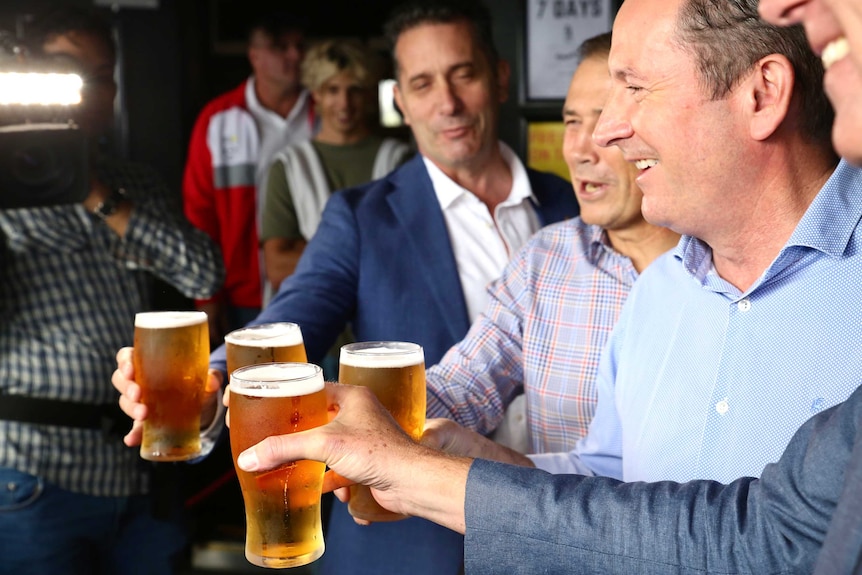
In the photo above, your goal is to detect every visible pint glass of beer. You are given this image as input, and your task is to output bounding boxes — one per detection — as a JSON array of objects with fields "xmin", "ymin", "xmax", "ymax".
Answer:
[
  {"xmin": 339, "ymin": 341, "xmax": 425, "ymax": 522},
  {"xmin": 230, "ymin": 363, "xmax": 328, "ymax": 568},
  {"xmin": 133, "ymin": 311, "xmax": 209, "ymax": 461},
  {"xmin": 224, "ymin": 322, "xmax": 307, "ymax": 375}
]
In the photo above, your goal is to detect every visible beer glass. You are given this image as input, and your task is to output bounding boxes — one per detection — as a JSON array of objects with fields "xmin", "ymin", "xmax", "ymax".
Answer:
[
  {"xmin": 339, "ymin": 341, "xmax": 425, "ymax": 522},
  {"xmin": 224, "ymin": 322, "xmax": 308, "ymax": 375},
  {"xmin": 133, "ymin": 311, "xmax": 209, "ymax": 461},
  {"xmin": 230, "ymin": 363, "xmax": 328, "ymax": 568}
]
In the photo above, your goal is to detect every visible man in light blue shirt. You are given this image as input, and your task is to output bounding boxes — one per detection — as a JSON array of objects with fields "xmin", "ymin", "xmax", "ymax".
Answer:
[
  {"xmin": 534, "ymin": 160, "xmax": 862, "ymax": 482},
  {"xmin": 521, "ymin": 0, "xmax": 862, "ymax": 486}
]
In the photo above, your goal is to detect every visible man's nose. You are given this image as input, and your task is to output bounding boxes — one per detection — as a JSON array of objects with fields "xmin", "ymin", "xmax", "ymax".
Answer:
[
  {"xmin": 435, "ymin": 81, "xmax": 463, "ymax": 115},
  {"xmin": 567, "ymin": 127, "xmax": 599, "ymax": 165},
  {"xmin": 593, "ymin": 89, "xmax": 633, "ymax": 149}
]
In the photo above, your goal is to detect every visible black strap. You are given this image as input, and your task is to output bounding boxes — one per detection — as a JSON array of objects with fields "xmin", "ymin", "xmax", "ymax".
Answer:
[{"xmin": 0, "ymin": 391, "xmax": 128, "ymax": 437}]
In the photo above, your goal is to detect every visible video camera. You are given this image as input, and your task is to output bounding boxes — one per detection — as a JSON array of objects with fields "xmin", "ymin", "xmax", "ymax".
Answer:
[{"xmin": 0, "ymin": 29, "xmax": 88, "ymax": 210}]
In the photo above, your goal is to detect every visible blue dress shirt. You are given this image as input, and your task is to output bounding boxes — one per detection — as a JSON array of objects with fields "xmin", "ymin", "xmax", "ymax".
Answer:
[{"xmin": 531, "ymin": 160, "xmax": 862, "ymax": 484}]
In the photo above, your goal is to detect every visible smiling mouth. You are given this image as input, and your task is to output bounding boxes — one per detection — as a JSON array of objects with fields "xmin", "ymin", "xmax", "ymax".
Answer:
[
  {"xmin": 634, "ymin": 159, "xmax": 658, "ymax": 170},
  {"xmin": 822, "ymin": 37, "xmax": 849, "ymax": 70}
]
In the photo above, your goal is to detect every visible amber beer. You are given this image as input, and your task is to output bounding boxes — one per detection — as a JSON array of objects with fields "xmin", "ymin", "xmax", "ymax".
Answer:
[
  {"xmin": 224, "ymin": 322, "xmax": 307, "ymax": 375},
  {"xmin": 133, "ymin": 311, "xmax": 209, "ymax": 461},
  {"xmin": 339, "ymin": 341, "xmax": 425, "ymax": 522},
  {"xmin": 230, "ymin": 363, "xmax": 328, "ymax": 568}
]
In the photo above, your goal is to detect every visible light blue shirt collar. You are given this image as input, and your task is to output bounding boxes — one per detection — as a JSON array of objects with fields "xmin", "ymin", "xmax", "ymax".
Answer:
[{"xmin": 673, "ymin": 159, "xmax": 862, "ymax": 296}]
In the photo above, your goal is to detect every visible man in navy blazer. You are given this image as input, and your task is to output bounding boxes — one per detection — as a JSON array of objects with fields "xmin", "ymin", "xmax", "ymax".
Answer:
[
  {"xmin": 112, "ymin": 0, "xmax": 576, "ymax": 573},
  {"xmin": 215, "ymin": 2, "xmax": 577, "ymax": 572},
  {"xmin": 218, "ymin": 2, "xmax": 577, "ymax": 572}
]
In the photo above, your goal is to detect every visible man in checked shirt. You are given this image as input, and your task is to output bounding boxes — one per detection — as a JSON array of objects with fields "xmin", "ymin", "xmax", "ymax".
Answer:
[
  {"xmin": 0, "ymin": 6, "xmax": 223, "ymax": 575},
  {"xmin": 423, "ymin": 32, "xmax": 679, "ymax": 456}
]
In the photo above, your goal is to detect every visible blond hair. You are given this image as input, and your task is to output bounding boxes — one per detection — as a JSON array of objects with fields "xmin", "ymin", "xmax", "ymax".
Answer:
[{"xmin": 301, "ymin": 40, "xmax": 378, "ymax": 92}]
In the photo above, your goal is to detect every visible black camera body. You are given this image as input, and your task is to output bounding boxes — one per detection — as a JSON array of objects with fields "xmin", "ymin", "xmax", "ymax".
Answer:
[
  {"xmin": 0, "ymin": 123, "xmax": 88, "ymax": 209},
  {"xmin": 0, "ymin": 31, "xmax": 89, "ymax": 210}
]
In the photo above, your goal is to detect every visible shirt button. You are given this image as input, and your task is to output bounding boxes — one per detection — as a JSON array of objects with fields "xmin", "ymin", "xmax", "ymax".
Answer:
[
  {"xmin": 737, "ymin": 298, "xmax": 751, "ymax": 312},
  {"xmin": 715, "ymin": 398, "xmax": 729, "ymax": 415}
]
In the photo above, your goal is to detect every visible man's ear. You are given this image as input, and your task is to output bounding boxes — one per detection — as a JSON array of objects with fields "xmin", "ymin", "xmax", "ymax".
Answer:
[
  {"xmin": 247, "ymin": 46, "xmax": 260, "ymax": 71},
  {"xmin": 746, "ymin": 53, "xmax": 795, "ymax": 141},
  {"xmin": 393, "ymin": 82, "xmax": 411, "ymax": 127}
]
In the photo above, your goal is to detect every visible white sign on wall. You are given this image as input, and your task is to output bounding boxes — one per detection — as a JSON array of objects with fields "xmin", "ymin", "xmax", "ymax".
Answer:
[{"xmin": 526, "ymin": 0, "xmax": 614, "ymax": 100}]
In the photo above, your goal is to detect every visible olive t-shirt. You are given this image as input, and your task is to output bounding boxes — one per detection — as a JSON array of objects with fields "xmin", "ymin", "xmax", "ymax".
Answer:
[{"xmin": 261, "ymin": 136, "xmax": 392, "ymax": 242}]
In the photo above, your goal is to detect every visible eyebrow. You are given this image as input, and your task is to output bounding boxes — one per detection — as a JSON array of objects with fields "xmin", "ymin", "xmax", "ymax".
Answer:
[
  {"xmin": 562, "ymin": 106, "xmax": 603, "ymax": 117},
  {"xmin": 611, "ymin": 67, "xmax": 646, "ymax": 83},
  {"xmin": 404, "ymin": 60, "xmax": 475, "ymax": 84}
]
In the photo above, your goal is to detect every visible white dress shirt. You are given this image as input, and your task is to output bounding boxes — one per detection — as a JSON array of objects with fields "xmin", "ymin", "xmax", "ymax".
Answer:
[{"xmin": 424, "ymin": 142, "xmax": 540, "ymax": 321}]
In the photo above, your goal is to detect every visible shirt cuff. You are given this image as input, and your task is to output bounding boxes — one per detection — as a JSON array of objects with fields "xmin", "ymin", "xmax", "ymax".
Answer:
[
  {"xmin": 527, "ymin": 451, "xmax": 595, "ymax": 475},
  {"xmin": 197, "ymin": 397, "xmax": 226, "ymax": 460}
]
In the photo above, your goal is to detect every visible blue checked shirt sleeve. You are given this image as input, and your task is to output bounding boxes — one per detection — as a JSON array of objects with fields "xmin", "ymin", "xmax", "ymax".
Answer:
[
  {"xmin": 426, "ymin": 250, "xmax": 529, "ymax": 435},
  {"xmin": 109, "ymin": 164, "xmax": 224, "ymax": 300}
]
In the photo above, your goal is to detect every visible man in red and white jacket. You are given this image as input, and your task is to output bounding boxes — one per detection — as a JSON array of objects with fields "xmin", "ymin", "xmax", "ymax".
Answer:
[{"xmin": 183, "ymin": 12, "xmax": 316, "ymax": 344}]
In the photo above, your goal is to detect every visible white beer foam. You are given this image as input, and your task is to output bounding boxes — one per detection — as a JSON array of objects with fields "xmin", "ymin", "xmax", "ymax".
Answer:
[
  {"xmin": 340, "ymin": 344, "xmax": 424, "ymax": 369},
  {"xmin": 135, "ymin": 311, "xmax": 207, "ymax": 329},
  {"xmin": 224, "ymin": 323, "xmax": 303, "ymax": 348},
  {"xmin": 231, "ymin": 363, "xmax": 324, "ymax": 397}
]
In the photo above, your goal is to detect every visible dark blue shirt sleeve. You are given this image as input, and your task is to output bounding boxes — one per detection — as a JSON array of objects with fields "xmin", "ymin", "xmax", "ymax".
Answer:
[{"xmin": 464, "ymin": 384, "xmax": 862, "ymax": 575}]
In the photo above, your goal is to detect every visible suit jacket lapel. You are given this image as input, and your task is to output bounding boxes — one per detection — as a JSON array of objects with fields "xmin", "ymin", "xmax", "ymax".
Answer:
[{"xmin": 386, "ymin": 157, "xmax": 471, "ymax": 342}]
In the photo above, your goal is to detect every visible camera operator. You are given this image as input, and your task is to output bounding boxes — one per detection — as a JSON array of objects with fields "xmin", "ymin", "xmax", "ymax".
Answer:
[{"xmin": 0, "ymin": 6, "xmax": 224, "ymax": 575}]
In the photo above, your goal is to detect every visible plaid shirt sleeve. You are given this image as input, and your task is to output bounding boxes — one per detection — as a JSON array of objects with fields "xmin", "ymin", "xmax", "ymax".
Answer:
[
  {"xmin": 426, "ymin": 245, "xmax": 529, "ymax": 435},
  {"xmin": 103, "ymin": 161, "xmax": 224, "ymax": 300}
]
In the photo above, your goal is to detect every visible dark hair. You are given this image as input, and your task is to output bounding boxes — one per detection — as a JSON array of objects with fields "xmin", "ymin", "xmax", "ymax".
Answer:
[
  {"xmin": 674, "ymin": 0, "xmax": 833, "ymax": 146},
  {"xmin": 578, "ymin": 32, "xmax": 612, "ymax": 62},
  {"xmin": 28, "ymin": 5, "xmax": 115, "ymax": 58},
  {"xmin": 383, "ymin": 0, "xmax": 497, "ymax": 79},
  {"xmin": 246, "ymin": 11, "xmax": 307, "ymax": 44}
]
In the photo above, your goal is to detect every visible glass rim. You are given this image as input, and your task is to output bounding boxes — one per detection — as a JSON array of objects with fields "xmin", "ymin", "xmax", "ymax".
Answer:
[
  {"xmin": 230, "ymin": 362, "xmax": 322, "ymax": 386},
  {"xmin": 224, "ymin": 322, "xmax": 304, "ymax": 345},
  {"xmin": 134, "ymin": 310, "xmax": 207, "ymax": 328},
  {"xmin": 340, "ymin": 341, "xmax": 422, "ymax": 356}
]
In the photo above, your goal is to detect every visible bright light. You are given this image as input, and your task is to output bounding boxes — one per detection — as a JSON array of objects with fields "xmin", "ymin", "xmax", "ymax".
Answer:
[
  {"xmin": 378, "ymin": 79, "xmax": 402, "ymax": 128},
  {"xmin": 0, "ymin": 72, "xmax": 83, "ymax": 106}
]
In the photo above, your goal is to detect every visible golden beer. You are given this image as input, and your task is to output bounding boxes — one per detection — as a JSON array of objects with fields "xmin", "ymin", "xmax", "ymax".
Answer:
[
  {"xmin": 133, "ymin": 311, "xmax": 209, "ymax": 461},
  {"xmin": 339, "ymin": 341, "xmax": 425, "ymax": 522},
  {"xmin": 229, "ymin": 363, "xmax": 328, "ymax": 568},
  {"xmin": 224, "ymin": 322, "xmax": 307, "ymax": 375}
]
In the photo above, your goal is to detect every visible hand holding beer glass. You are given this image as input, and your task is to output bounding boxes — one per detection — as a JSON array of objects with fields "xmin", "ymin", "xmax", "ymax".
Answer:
[
  {"xmin": 133, "ymin": 311, "xmax": 209, "ymax": 461},
  {"xmin": 339, "ymin": 341, "xmax": 425, "ymax": 522},
  {"xmin": 229, "ymin": 363, "xmax": 328, "ymax": 568}
]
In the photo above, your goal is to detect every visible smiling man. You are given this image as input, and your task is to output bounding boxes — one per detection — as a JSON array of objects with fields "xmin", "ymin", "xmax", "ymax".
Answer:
[
  {"xmin": 527, "ymin": 0, "xmax": 862, "ymax": 487},
  {"xmin": 261, "ymin": 39, "xmax": 411, "ymax": 295}
]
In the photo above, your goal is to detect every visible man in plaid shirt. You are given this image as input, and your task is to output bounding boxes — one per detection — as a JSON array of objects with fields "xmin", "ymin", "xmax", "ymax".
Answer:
[
  {"xmin": 425, "ymin": 32, "xmax": 679, "ymax": 455},
  {"xmin": 0, "ymin": 7, "xmax": 223, "ymax": 575}
]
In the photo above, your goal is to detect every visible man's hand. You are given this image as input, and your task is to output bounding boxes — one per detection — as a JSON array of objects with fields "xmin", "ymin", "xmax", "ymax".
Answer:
[
  {"xmin": 112, "ymin": 346, "xmax": 223, "ymax": 448},
  {"xmin": 423, "ymin": 418, "xmax": 536, "ymax": 467}
]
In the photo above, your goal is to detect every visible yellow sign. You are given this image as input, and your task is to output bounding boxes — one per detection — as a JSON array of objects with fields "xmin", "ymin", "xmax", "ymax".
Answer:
[{"xmin": 527, "ymin": 122, "xmax": 570, "ymax": 182}]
